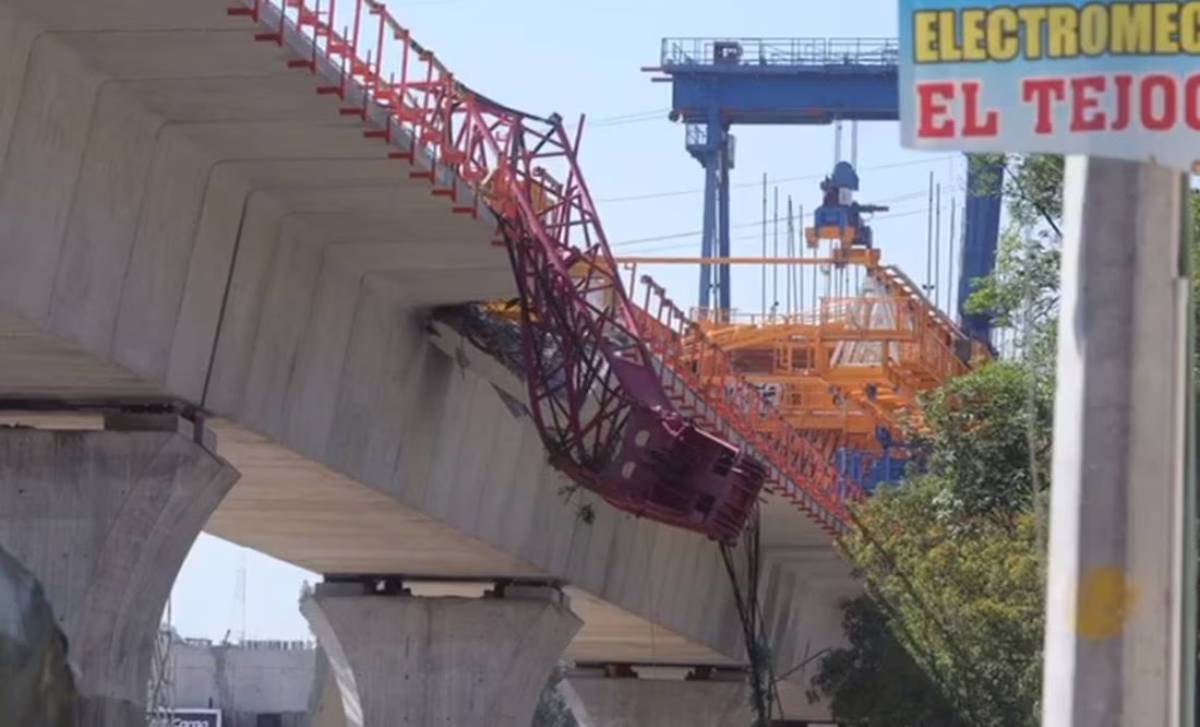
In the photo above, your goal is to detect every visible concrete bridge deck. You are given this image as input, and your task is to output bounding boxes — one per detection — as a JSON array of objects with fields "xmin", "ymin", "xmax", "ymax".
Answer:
[{"xmin": 0, "ymin": 0, "xmax": 857, "ymax": 721}]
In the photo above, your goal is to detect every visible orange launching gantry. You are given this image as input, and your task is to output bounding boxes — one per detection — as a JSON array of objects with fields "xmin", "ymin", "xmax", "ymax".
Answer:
[{"xmin": 619, "ymin": 163, "xmax": 987, "ymax": 491}]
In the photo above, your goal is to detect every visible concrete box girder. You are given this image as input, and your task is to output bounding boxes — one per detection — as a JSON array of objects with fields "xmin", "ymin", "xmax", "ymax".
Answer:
[
  {"xmin": 47, "ymin": 29, "xmax": 296, "ymax": 79},
  {"xmin": 9, "ymin": 0, "xmax": 251, "ymax": 32},
  {"xmin": 0, "ymin": 0, "xmax": 857, "ymax": 707}
]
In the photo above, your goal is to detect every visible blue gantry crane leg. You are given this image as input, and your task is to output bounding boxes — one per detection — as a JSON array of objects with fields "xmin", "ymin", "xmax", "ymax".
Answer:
[
  {"xmin": 692, "ymin": 111, "xmax": 734, "ymax": 311},
  {"xmin": 959, "ymin": 157, "xmax": 1004, "ymax": 341},
  {"xmin": 650, "ymin": 37, "xmax": 1003, "ymax": 344}
]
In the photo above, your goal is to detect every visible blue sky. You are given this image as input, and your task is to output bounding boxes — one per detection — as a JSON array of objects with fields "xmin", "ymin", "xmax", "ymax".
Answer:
[{"xmin": 169, "ymin": 0, "xmax": 965, "ymax": 642}]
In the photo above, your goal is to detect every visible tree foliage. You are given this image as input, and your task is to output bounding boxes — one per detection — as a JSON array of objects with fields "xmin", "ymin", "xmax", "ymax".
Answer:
[
  {"xmin": 811, "ymin": 363, "xmax": 1049, "ymax": 727},
  {"xmin": 811, "ymin": 155, "xmax": 1063, "ymax": 727},
  {"xmin": 999, "ymin": 154, "xmax": 1064, "ymax": 235},
  {"xmin": 963, "ymin": 155, "xmax": 1063, "ymax": 366},
  {"xmin": 810, "ymin": 158, "xmax": 1199, "ymax": 727},
  {"xmin": 847, "ymin": 488, "xmax": 1044, "ymax": 727},
  {"xmin": 963, "ymin": 229, "xmax": 1059, "ymax": 331},
  {"xmin": 807, "ymin": 595, "xmax": 966, "ymax": 727},
  {"xmin": 965, "ymin": 153, "xmax": 1063, "ymax": 237},
  {"xmin": 966, "ymin": 157, "xmax": 1200, "ymax": 374},
  {"xmin": 909, "ymin": 362, "xmax": 1052, "ymax": 526}
]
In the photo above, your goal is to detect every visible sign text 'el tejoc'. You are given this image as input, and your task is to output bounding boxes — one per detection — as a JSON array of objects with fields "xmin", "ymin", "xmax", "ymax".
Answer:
[{"xmin": 899, "ymin": 0, "xmax": 1200, "ymax": 170}]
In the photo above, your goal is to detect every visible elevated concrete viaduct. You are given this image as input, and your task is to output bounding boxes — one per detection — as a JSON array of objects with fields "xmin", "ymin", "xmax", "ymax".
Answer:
[
  {"xmin": 0, "ymin": 417, "xmax": 238, "ymax": 724},
  {"xmin": 0, "ymin": 0, "xmax": 858, "ymax": 723}
]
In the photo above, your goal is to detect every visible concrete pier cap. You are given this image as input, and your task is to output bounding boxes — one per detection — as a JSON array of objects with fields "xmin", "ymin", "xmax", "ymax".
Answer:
[
  {"xmin": 301, "ymin": 578, "xmax": 583, "ymax": 727},
  {"xmin": 0, "ymin": 412, "xmax": 239, "ymax": 725},
  {"xmin": 565, "ymin": 664, "xmax": 752, "ymax": 727}
]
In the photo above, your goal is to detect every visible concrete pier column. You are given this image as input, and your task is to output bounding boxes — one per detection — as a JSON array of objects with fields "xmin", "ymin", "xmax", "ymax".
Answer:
[
  {"xmin": 567, "ymin": 668, "xmax": 751, "ymax": 727},
  {"xmin": 306, "ymin": 648, "xmax": 349, "ymax": 727},
  {"xmin": 0, "ymin": 415, "xmax": 239, "ymax": 725},
  {"xmin": 302, "ymin": 581, "xmax": 582, "ymax": 727}
]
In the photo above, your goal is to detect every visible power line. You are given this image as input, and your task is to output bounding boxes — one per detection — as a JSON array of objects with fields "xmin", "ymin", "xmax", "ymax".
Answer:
[
  {"xmin": 610, "ymin": 190, "xmax": 930, "ymax": 247},
  {"xmin": 593, "ymin": 108, "xmax": 667, "ymax": 122},
  {"xmin": 564, "ymin": 108, "xmax": 671, "ymax": 130},
  {"xmin": 620, "ymin": 205, "xmax": 944, "ymax": 255},
  {"xmin": 597, "ymin": 155, "xmax": 959, "ymax": 204},
  {"xmin": 590, "ymin": 110, "xmax": 670, "ymax": 127}
]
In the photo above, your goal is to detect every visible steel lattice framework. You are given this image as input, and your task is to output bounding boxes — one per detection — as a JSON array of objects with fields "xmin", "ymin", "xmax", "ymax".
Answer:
[
  {"xmin": 228, "ymin": 0, "xmax": 769, "ymax": 542},
  {"xmin": 634, "ymin": 278, "xmax": 864, "ymax": 534}
]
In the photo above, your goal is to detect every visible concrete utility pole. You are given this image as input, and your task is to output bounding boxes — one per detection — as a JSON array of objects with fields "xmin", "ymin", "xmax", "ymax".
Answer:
[{"xmin": 1041, "ymin": 157, "xmax": 1195, "ymax": 727}]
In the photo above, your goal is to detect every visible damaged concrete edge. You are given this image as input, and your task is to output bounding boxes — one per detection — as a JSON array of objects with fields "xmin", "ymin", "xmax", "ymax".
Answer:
[{"xmin": 425, "ymin": 318, "xmax": 528, "ymax": 409}]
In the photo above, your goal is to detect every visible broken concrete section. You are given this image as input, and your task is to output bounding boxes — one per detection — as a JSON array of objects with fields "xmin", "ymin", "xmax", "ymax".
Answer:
[
  {"xmin": 303, "ymin": 581, "xmax": 582, "ymax": 727},
  {"xmin": 0, "ymin": 417, "xmax": 239, "ymax": 725}
]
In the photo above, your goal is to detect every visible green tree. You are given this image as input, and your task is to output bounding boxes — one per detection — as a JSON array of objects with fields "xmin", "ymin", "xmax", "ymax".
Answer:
[
  {"xmin": 966, "ymin": 158, "xmax": 1200, "ymax": 376},
  {"xmin": 810, "ymin": 162, "xmax": 1199, "ymax": 727},
  {"xmin": 809, "ymin": 155, "xmax": 1062, "ymax": 725},
  {"xmin": 807, "ymin": 596, "xmax": 966, "ymax": 727},
  {"xmin": 811, "ymin": 363, "xmax": 1049, "ymax": 727},
  {"xmin": 912, "ymin": 361, "xmax": 1052, "ymax": 526},
  {"xmin": 962, "ymin": 155, "xmax": 1063, "ymax": 374}
]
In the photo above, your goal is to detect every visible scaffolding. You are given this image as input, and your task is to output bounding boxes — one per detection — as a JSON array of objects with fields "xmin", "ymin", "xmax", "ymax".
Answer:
[{"xmin": 621, "ymin": 237, "xmax": 986, "ymax": 493}]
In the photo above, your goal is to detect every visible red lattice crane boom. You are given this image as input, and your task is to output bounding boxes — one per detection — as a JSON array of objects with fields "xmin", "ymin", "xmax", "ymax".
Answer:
[{"xmin": 228, "ymin": 0, "xmax": 767, "ymax": 542}]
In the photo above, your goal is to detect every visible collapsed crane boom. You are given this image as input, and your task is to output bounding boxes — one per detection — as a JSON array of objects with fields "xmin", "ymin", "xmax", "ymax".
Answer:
[{"xmin": 229, "ymin": 0, "xmax": 767, "ymax": 542}]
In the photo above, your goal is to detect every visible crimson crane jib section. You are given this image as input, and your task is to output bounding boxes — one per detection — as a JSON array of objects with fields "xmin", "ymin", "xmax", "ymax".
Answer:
[
  {"xmin": 229, "ymin": 0, "xmax": 769, "ymax": 543},
  {"xmin": 652, "ymin": 36, "xmax": 1002, "ymax": 346}
]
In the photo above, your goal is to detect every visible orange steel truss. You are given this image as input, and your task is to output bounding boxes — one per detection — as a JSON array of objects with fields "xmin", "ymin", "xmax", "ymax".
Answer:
[
  {"xmin": 633, "ymin": 279, "xmax": 864, "ymax": 533},
  {"xmin": 623, "ymin": 245, "xmax": 986, "ymax": 466}
]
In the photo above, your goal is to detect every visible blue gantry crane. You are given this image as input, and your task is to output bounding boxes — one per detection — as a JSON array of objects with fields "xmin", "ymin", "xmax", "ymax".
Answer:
[{"xmin": 647, "ymin": 37, "xmax": 1003, "ymax": 343}]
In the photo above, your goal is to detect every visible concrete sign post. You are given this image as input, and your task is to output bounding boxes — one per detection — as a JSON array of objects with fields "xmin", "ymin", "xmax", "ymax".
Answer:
[
  {"xmin": 1045, "ymin": 157, "xmax": 1192, "ymax": 727},
  {"xmin": 898, "ymin": 2, "xmax": 1196, "ymax": 726}
]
